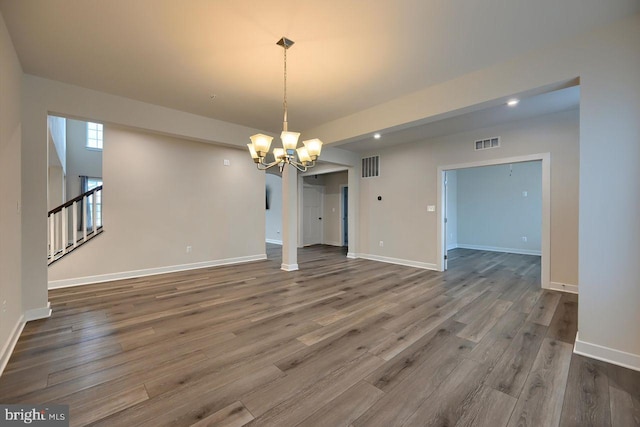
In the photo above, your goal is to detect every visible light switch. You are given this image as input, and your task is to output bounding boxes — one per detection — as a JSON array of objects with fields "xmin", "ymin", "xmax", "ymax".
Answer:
[
  {"xmin": 427, "ymin": 205, "xmax": 436, "ymax": 212},
  {"xmin": 223, "ymin": 159, "xmax": 230, "ymax": 166},
  {"xmin": 522, "ymin": 191, "xmax": 528, "ymax": 197}
]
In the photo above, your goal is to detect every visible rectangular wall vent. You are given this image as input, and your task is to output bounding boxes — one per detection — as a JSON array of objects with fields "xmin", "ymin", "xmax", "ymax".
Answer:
[
  {"xmin": 361, "ymin": 156, "xmax": 380, "ymax": 178},
  {"xmin": 474, "ymin": 137, "xmax": 500, "ymax": 151}
]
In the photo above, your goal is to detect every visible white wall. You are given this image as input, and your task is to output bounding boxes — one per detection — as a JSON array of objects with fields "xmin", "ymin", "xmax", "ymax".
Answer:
[
  {"xmin": 13, "ymin": 11, "xmax": 640, "ymax": 370},
  {"xmin": 265, "ymin": 173, "xmax": 282, "ymax": 244},
  {"xmin": 49, "ymin": 125, "xmax": 265, "ymax": 284},
  {"xmin": 457, "ymin": 161, "xmax": 542, "ymax": 255},
  {"xmin": 445, "ymin": 170, "xmax": 457, "ymax": 250},
  {"xmin": 65, "ymin": 119, "xmax": 103, "ymax": 200},
  {"xmin": 360, "ymin": 109, "xmax": 578, "ymax": 284},
  {"xmin": 47, "ymin": 115, "xmax": 66, "ymax": 173},
  {"xmin": 20, "ymin": 74, "xmax": 269, "ymax": 324},
  {"xmin": 0, "ymin": 10, "xmax": 24, "ymax": 372},
  {"xmin": 47, "ymin": 165, "xmax": 64, "ymax": 211},
  {"xmin": 310, "ymin": 13, "xmax": 640, "ymax": 368}
]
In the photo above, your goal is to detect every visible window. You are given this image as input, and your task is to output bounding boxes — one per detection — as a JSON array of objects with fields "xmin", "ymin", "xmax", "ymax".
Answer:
[
  {"xmin": 81, "ymin": 176, "xmax": 103, "ymax": 229},
  {"xmin": 86, "ymin": 122, "xmax": 103, "ymax": 150}
]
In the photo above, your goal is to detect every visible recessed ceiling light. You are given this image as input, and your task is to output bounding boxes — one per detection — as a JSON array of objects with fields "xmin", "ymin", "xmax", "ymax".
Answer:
[
  {"xmin": 507, "ymin": 98, "xmax": 519, "ymax": 107},
  {"xmin": 373, "ymin": 133, "xmax": 381, "ymax": 139}
]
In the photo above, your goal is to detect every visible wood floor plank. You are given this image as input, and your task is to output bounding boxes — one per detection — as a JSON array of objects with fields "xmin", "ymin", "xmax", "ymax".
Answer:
[
  {"xmin": 400, "ymin": 358, "xmax": 492, "ymax": 427},
  {"xmin": 296, "ymin": 381, "xmax": 383, "ymax": 427},
  {"xmin": 559, "ymin": 354, "xmax": 612, "ymax": 427},
  {"xmin": 456, "ymin": 299, "xmax": 512, "ymax": 342},
  {"xmin": 527, "ymin": 290, "xmax": 562, "ymax": 326},
  {"xmin": 244, "ymin": 353, "xmax": 384, "ymax": 425},
  {"xmin": 455, "ymin": 385, "xmax": 517, "ymax": 427},
  {"xmin": 506, "ymin": 338, "xmax": 573, "ymax": 427},
  {"xmin": 511, "ymin": 287, "xmax": 543, "ymax": 314},
  {"xmin": 547, "ymin": 292, "xmax": 578, "ymax": 343},
  {"xmin": 69, "ymin": 384, "xmax": 149, "ymax": 427},
  {"xmin": 465, "ymin": 309, "xmax": 527, "ymax": 366},
  {"xmin": 486, "ymin": 321, "xmax": 547, "ymax": 397},
  {"xmin": 609, "ymin": 386, "xmax": 640, "ymax": 427},
  {"xmin": 364, "ymin": 318, "xmax": 469, "ymax": 393},
  {"xmin": 96, "ymin": 365, "xmax": 284, "ymax": 427},
  {"xmin": 354, "ymin": 337, "xmax": 468, "ymax": 427},
  {"xmin": 189, "ymin": 401, "xmax": 254, "ymax": 427},
  {"xmin": 1, "ymin": 246, "xmax": 636, "ymax": 426}
]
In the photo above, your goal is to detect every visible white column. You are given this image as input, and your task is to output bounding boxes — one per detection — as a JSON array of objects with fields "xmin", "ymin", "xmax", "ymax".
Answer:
[{"xmin": 281, "ymin": 165, "xmax": 298, "ymax": 271}]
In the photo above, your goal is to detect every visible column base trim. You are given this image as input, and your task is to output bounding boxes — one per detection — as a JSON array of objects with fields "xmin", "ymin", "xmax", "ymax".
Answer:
[{"xmin": 281, "ymin": 263, "xmax": 299, "ymax": 272}]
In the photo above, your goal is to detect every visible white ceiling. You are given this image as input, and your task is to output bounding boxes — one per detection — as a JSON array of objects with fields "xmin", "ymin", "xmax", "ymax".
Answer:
[
  {"xmin": 1, "ymin": 1, "xmax": 637, "ymax": 135},
  {"xmin": 337, "ymin": 86, "xmax": 580, "ymax": 152}
]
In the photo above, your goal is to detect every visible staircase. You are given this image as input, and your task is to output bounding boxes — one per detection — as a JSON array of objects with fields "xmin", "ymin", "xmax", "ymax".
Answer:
[{"xmin": 48, "ymin": 185, "xmax": 103, "ymax": 265}]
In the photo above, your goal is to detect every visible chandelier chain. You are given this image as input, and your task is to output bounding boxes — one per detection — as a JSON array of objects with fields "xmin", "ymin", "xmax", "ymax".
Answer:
[{"xmin": 283, "ymin": 46, "xmax": 288, "ymax": 131}]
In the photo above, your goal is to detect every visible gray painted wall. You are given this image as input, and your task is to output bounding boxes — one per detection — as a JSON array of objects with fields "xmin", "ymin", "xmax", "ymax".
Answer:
[
  {"xmin": 360, "ymin": 109, "xmax": 578, "ymax": 285},
  {"xmin": 457, "ymin": 161, "xmax": 542, "ymax": 255},
  {"xmin": 49, "ymin": 125, "xmax": 265, "ymax": 282}
]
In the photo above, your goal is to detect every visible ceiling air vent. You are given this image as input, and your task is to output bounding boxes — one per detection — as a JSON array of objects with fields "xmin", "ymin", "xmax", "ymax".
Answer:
[
  {"xmin": 474, "ymin": 137, "xmax": 500, "ymax": 151},
  {"xmin": 361, "ymin": 156, "xmax": 380, "ymax": 178}
]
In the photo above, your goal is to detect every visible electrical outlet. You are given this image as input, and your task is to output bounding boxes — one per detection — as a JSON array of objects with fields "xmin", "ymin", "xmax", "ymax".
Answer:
[
  {"xmin": 186, "ymin": 246, "xmax": 192, "ymax": 253},
  {"xmin": 379, "ymin": 241, "xmax": 384, "ymax": 247},
  {"xmin": 223, "ymin": 159, "xmax": 230, "ymax": 166},
  {"xmin": 522, "ymin": 191, "xmax": 528, "ymax": 197},
  {"xmin": 521, "ymin": 236, "xmax": 527, "ymax": 242},
  {"xmin": 2, "ymin": 300, "xmax": 6, "ymax": 313}
]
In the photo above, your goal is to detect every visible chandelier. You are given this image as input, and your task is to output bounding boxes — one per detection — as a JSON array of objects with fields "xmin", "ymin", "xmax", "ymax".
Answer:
[{"xmin": 247, "ymin": 37, "xmax": 322, "ymax": 172}]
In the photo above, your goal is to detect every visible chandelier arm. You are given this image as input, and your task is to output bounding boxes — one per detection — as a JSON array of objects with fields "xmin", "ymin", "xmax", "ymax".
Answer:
[
  {"xmin": 289, "ymin": 160, "xmax": 308, "ymax": 173},
  {"xmin": 256, "ymin": 159, "xmax": 282, "ymax": 170}
]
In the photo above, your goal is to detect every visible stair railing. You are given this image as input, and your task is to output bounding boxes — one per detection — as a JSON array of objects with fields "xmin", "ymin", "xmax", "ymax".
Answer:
[{"xmin": 48, "ymin": 185, "xmax": 103, "ymax": 265}]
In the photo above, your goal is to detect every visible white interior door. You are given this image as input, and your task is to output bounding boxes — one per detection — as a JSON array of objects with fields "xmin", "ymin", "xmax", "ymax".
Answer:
[{"xmin": 303, "ymin": 185, "xmax": 323, "ymax": 246}]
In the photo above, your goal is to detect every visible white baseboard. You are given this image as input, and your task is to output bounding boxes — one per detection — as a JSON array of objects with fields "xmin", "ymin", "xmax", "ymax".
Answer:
[
  {"xmin": 346, "ymin": 252, "xmax": 357, "ymax": 259},
  {"xmin": 549, "ymin": 281, "xmax": 579, "ymax": 294},
  {"xmin": 48, "ymin": 254, "xmax": 267, "ymax": 289},
  {"xmin": 446, "ymin": 244, "xmax": 459, "ymax": 251},
  {"xmin": 356, "ymin": 253, "xmax": 438, "ymax": 271},
  {"xmin": 281, "ymin": 263, "xmax": 299, "ymax": 271},
  {"xmin": 574, "ymin": 332, "xmax": 640, "ymax": 372},
  {"xmin": 266, "ymin": 239, "xmax": 282, "ymax": 245},
  {"xmin": 25, "ymin": 302, "xmax": 52, "ymax": 321},
  {"xmin": 324, "ymin": 241, "xmax": 343, "ymax": 247},
  {"xmin": 0, "ymin": 314, "xmax": 25, "ymax": 377},
  {"xmin": 456, "ymin": 244, "xmax": 541, "ymax": 256}
]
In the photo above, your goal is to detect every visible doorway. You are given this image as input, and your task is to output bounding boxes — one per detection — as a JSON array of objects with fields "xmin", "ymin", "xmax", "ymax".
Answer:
[
  {"xmin": 438, "ymin": 153, "xmax": 550, "ymax": 289},
  {"xmin": 302, "ymin": 185, "xmax": 323, "ymax": 246}
]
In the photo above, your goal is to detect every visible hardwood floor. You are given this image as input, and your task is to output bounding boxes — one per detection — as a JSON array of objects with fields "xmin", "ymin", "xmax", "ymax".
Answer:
[{"xmin": 1, "ymin": 245, "xmax": 639, "ymax": 426}]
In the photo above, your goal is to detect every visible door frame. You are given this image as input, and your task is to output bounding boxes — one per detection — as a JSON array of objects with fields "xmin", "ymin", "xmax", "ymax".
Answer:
[
  {"xmin": 340, "ymin": 185, "xmax": 349, "ymax": 246},
  {"xmin": 436, "ymin": 152, "xmax": 551, "ymax": 289}
]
